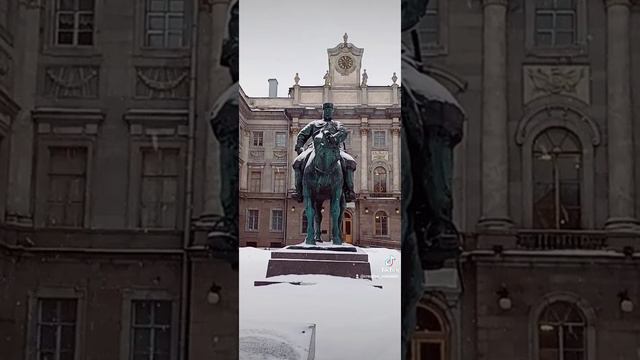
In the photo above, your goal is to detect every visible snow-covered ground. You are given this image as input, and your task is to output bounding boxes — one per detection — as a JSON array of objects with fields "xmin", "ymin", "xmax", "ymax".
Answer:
[{"xmin": 239, "ymin": 246, "xmax": 401, "ymax": 360}]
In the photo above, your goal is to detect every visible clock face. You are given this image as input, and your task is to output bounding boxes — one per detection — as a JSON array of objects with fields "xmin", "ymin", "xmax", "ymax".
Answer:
[{"xmin": 338, "ymin": 56, "xmax": 354, "ymax": 70}]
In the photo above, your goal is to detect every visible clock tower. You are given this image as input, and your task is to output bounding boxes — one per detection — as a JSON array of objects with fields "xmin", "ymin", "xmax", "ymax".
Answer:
[{"xmin": 327, "ymin": 33, "xmax": 364, "ymax": 87}]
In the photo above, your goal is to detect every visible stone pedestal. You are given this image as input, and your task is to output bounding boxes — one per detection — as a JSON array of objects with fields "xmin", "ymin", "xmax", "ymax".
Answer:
[{"xmin": 265, "ymin": 247, "xmax": 372, "ymax": 279}]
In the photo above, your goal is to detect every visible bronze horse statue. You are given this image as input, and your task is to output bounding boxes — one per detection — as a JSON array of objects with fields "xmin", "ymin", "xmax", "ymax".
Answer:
[{"xmin": 302, "ymin": 126, "xmax": 347, "ymax": 245}]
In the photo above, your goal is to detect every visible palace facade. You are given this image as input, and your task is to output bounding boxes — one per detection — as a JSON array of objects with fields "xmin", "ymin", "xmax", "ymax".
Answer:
[
  {"xmin": 239, "ymin": 36, "xmax": 402, "ymax": 248},
  {"xmin": 410, "ymin": 0, "xmax": 640, "ymax": 359}
]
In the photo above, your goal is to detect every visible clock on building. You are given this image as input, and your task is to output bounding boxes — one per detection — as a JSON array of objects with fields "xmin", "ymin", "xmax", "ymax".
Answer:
[{"xmin": 338, "ymin": 56, "xmax": 354, "ymax": 70}]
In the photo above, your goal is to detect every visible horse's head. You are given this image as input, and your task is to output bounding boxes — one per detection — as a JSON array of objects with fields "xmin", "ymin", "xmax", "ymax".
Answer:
[{"xmin": 313, "ymin": 129, "xmax": 340, "ymax": 154}]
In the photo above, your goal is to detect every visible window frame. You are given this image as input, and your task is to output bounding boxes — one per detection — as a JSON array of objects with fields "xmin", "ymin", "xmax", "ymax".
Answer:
[
  {"xmin": 374, "ymin": 210, "xmax": 389, "ymax": 237},
  {"xmin": 26, "ymin": 288, "xmax": 86, "ymax": 360},
  {"xmin": 529, "ymin": 293, "xmax": 596, "ymax": 360},
  {"xmin": 415, "ymin": 0, "xmax": 449, "ymax": 57},
  {"xmin": 373, "ymin": 166, "xmax": 388, "ymax": 194},
  {"xmin": 525, "ymin": 0, "xmax": 588, "ymax": 57},
  {"xmin": 119, "ymin": 289, "xmax": 179, "ymax": 360},
  {"xmin": 372, "ymin": 130, "xmax": 387, "ymax": 148},
  {"xmin": 128, "ymin": 140, "xmax": 186, "ymax": 230},
  {"xmin": 270, "ymin": 208, "xmax": 284, "ymax": 232},
  {"xmin": 246, "ymin": 208, "xmax": 259, "ymax": 232},
  {"xmin": 410, "ymin": 302, "xmax": 449, "ymax": 360},
  {"xmin": 35, "ymin": 138, "xmax": 94, "ymax": 229},
  {"xmin": 52, "ymin": 0, "xmax": 97, "ymax": 47},
  {"xmin": 138, "ymin": 146, "xmax": 182, "ymax": 229},
  {"xmin": 143, "ymin": 0, "xmax": 187, "ymax": 49},
  {"xmin": 273, "ymin": 168, "xmax": 286, "ymax": 193},
  {"xmin": 517, "ymin": 105, "xmax": 598, "ymax": 229},
  {"xmin": 252, "ymin": 131, "xmax": 264, "ymax": 147},
  {"xmin": 248, "ymin": 169, "xmax": 262, "ymax": 192},
  {"xmin": 274, "ymin": 131, "xmax": 287, "ymax": 148}
]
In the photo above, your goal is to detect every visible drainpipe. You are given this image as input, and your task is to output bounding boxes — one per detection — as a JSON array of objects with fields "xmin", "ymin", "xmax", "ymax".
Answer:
[{"xmin": 179, "ymin": 0, "xmax": 200, "ymax": 358}]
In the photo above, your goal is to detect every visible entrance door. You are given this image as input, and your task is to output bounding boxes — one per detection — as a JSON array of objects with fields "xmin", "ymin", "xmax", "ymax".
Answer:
[{"xmin": 343, "ymin": 212, "xmax": 353, "ymax": 244}]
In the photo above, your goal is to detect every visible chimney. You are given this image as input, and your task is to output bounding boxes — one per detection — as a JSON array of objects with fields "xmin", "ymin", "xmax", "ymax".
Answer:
[{"xmin": 268, "ymin": 78, "xmax": 278, "ymax": 97}]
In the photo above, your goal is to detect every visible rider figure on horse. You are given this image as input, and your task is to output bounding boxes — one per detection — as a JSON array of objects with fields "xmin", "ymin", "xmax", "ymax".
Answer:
[{"xmin": 292, "ymin": 103, "xmax": 357, "ymax": 203}]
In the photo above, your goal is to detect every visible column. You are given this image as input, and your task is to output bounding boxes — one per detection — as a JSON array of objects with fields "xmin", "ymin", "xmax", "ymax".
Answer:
[
  {"xmin": 239, "ymin": 129, "xmax": 250, "ymax": 190},
  {"xmin": 605, "ymin": 0, "xmax": 638, "ymax": 231},
  {"xmin": 5, "ymin": 1, "xmax": 42, "ymax": 225},
  {"xmin": 477, "ymin": 0, "xmax": 511, "ymax": 229},
  {"xmin": 289, "ymin": 125, "xmax": 299, "ymax": 190},
  {"xmin": 391, "ymin": 126, "xmax": 401, "ymax": 193},
  {"xmin": 360, "ymin": 127, "xmax": 369, "ymax": 193}
]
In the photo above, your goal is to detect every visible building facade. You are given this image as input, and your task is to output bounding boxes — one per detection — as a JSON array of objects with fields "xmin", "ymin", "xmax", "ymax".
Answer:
[
  {"xmin": 0, "ymin": 1, "xmax": 238, "ymax": 359},
  {"xmin": 410, "ymin": 0, "xmax": 640, "ymax": 359},
  {"xmin": 239, "ymin": 36, "xmax": 402, "ymax": 248}
]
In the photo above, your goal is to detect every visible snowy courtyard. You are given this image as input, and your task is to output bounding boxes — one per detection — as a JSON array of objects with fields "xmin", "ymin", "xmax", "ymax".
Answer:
[{"xmin": 239, "ymin": 246, "xmax": 401, "ymax": 360}]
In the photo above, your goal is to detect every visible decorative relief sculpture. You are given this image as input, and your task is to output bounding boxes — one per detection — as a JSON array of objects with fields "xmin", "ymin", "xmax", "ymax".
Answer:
[
  {"xmin": 135, "ymin": 67, "xmax": 189, "ymax": 99},
  {"xmin": 524, "ymin": 65, "xmax": 589, "ymax": 104},
  {"xmin": 273, "ymin": 150, "xmax": 287, "ymax": 160},
  {"xmin": 44, "ymin": 66, "xmax": 99, "ymax": 98},
  {"xmin": 249, "ymin": 150, "xmax": 264, "ymax": 160}
]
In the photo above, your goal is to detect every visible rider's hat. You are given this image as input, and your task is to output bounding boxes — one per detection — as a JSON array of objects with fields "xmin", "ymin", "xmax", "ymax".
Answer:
[{"xmin": 322, "ymin": 102, "xmax": 333, "ymax": 109}]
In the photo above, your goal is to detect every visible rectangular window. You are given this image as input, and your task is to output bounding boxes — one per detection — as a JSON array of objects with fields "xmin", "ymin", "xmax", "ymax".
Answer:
[
  {"xmin": 373, "ymin": 131, "xmax": 386, "ymax": 148},
  {"xmin": 0, "ymin": 1, "xmax": 8, "ymax": 30},
  {"xmin": 246, "ymin": 241, "xmax": 257, "ymax": 247},
  {"xmin": 275, "ymin": 132, "xmax": 287, "ymax": 147},
  {"xmin": 273, "ymin": 170, "xmax": 286, "ymax": 193},
  {"xmin": 249, "ymin": 170, "xmax": 261, "ymax": 192},
  {"xmin": 419, "ymin": 0, "xmax": 439, "ymax": 44},
  {"xmin": 247, "ymin": 209, "xmax": 259, "ymax": 231},
  {"xmin": 145, "ymin": 0, "xmax": 186, "ymax": 48},
  {"xmin": 534, "ymin": 0, "xmax": 576, "ymax": 47},
  {"xmin": 269, "ymin": 242, "xmax": 282, "ymax": 248},
  {"xmin": 37, "ymin": 298, "xmax": 77, "ymax": 360},
  {"xmin": 140, "ymin": 148, "xmax": 180, "ymax": 228},
  {"xmin": 271, "ymin": 209, "xmax": 283, "ymax": 232},
  {"xmin": 55, "ymin": 0, "xmax": 95, "ymax": 46},
  {"xmin": 130, "ymin": 300, "xmax": 172, "ymax": 360},
  {"xmin": 47, "ymin": 147, "xmax": 87, "ymax": 227},
  {"xmin": 252, "ymin": 131, "xmax": 263, "ymax": 147}
]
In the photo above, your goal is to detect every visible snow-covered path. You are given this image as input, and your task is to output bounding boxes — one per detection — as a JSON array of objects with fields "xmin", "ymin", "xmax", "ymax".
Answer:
[{"xmin": 239, "ymin": 246, "xmax": 401, "ymax": 360}]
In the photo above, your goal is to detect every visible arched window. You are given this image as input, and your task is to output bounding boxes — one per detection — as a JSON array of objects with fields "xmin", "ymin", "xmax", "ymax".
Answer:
[
  {"xmin": 532, "ymin": 128, "xmax": 582, "ymax": 229},
  {"xmin": 408, "ymin": 304, "xmax": 448, "ymax": 360},
  {"xmin": 374, "ymin": 211, "xmax": 388, "ymax": 236},
  {"xmin": 301, "ymin": 210, "xmax": 308, "ymax": 234},
  {"xmin": 537, "ymin": 301, "xmax": 586, "ymax": 360},
  {"xmin": 373, "ymin": 167, "xmax": 387, "ymax": 194}
]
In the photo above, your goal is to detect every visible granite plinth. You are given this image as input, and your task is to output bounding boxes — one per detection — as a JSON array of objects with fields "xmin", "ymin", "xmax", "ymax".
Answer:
[{"xmin": 265, "ymin": 246, "xmax": 372, "ymax": 279}]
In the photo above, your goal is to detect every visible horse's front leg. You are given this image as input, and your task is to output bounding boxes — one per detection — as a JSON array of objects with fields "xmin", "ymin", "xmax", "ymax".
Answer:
[
  {"xmin": 314, "ymin": 200, "xmax": 323, "ymax": 243},
  {"xmin": 304, "ymin": 188, "xmax": 316, "ymax": 245},
  {"xmin": 330, "ymin": 189, "xmax": 343, "ymax": 245}
]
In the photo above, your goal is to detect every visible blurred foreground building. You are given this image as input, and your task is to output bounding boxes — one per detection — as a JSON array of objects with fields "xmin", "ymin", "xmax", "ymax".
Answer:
[
  {"xmin": 0, "ymin": 1, "xmax": 238, "ymax": 359},
  {"xmin": 409, "ymin": 1, "xmax": 640, "ymax": 359}
]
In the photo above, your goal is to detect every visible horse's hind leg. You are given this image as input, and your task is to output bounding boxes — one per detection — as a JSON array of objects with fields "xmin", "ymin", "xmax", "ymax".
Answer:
[
  {"xmin": 314, "ymin": 200, "xmax": 323, "ymax": 243},
  {"xmin": 330, "ymin": 191, "xmax": 343, "ymax": 245},
  {"xmin": 304, "ymin": 189, "xmax": 315, "ymax": 245}
]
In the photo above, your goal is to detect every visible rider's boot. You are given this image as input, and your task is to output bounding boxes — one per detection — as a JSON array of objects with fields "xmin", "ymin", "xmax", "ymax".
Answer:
[
  {"xmin": 343, "ymin": 167, "xmax": 356, "ymax": 202},
  {"xmin": 293, "ymin": 168, "xmax": 304, "ymax": 203}
]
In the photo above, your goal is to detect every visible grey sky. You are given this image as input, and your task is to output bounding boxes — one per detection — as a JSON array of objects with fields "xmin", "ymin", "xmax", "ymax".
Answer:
[{"xmin": 240, "ymin": 0, "xmax": 400, "ymax": 97}]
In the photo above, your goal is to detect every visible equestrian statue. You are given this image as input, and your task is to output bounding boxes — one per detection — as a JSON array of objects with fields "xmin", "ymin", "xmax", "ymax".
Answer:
[{"xmin": 292, "ymin": 103, "xmax": 357, "ymax": 245}]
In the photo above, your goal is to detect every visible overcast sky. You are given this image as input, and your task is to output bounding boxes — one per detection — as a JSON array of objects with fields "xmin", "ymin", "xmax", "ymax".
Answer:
[{"xmin": 240, "ymin": 0, "xmax": 400, "ymax": 97}]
